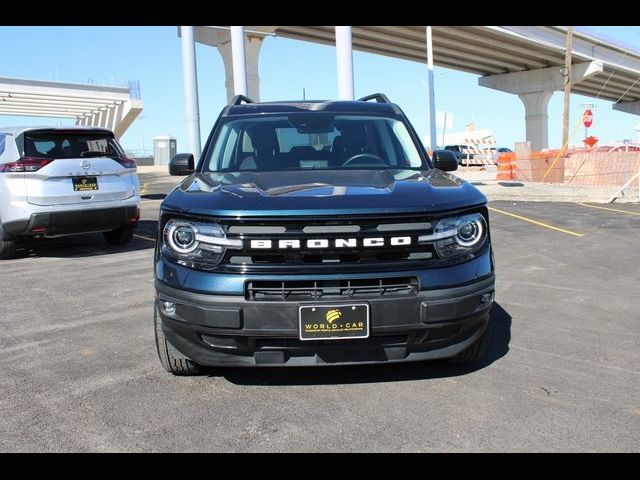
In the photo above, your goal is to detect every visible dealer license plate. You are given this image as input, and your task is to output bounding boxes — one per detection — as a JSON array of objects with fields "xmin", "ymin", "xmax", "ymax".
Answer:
[
  {"xmin": 298, "ymin": 304, "xmax": 369, "ymax": 341},
  {"xmin": 72, "ymin": 176, "xmax": 98, "ymax": 191}
]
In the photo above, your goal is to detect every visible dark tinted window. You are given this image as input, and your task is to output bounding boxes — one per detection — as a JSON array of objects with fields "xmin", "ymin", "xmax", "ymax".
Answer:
[
  {"xmin": 23, "ymin": 131, "xmax": 124, "ymax": 159},
  {"xmin": 204, "ymin": 114, "xmax": 425, "ymax": 172},
  {"xmin": 0, "ymin": 133, "xmax": 5, "ymax": 156}
]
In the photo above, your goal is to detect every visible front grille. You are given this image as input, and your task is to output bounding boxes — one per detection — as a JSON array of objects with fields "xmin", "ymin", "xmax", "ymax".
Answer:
[
  {"xmin": 228, "ymin": 248, "xmax": 434, "ymax": 266},
  {"xmin": 159, "ymin": 208, "xmax": 488, "ymax": 273},
  {"xmin": 218, "ymin": 213, "xmax": 443, "ymax": 272},
  {"xmin": 245, "ymin": 277, "xmax": 418, "ymax": 301}
]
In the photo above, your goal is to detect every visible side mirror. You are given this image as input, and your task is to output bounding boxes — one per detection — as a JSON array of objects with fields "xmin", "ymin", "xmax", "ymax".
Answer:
[
  {"xmin": 432, "ymin": 149, "xmax": 458, "ymax": 172},
  {"xmin": 169, "ymin": 153, "xmax": 195, "ymax": 176}
]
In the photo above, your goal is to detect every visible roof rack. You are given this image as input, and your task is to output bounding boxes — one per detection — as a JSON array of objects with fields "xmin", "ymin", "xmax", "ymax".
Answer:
[
  {"xmin": 357, "ymin": 93, "xmax": 391, "ymax": 104},
  {"xmin": 230, "ymin": 95, "xmax": 254, "ymax": 106}
]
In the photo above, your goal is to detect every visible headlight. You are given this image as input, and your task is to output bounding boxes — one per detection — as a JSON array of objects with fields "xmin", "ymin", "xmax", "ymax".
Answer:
[
  {"xmin": 418, "ymin": 213, "xmax": 487, "ymax": 258},
  {"xmin": 162, "ymin": 219, "xmax": 242, "ymax": 269}
]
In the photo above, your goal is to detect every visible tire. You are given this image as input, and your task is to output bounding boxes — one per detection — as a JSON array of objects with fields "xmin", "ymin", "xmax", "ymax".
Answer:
[
  {"xmin": 0, "ymin": 239, "xmax": 17, "ymax": 260},
  {"xmin": 103, "ymin": 225, "xmax": 135, "ymax": 246},
  {"xmin": 154, "ymin": 307, "xmax": 202, "ymax": 375},
  {"xmin": 449, "ymin": 316, "xmax": 491, "ymax": 364}
]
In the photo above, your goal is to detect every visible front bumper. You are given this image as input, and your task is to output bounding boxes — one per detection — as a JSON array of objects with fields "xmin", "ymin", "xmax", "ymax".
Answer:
[{"xmin": 155, "ymin": 273, "xmax": 495, "ymax": 367}]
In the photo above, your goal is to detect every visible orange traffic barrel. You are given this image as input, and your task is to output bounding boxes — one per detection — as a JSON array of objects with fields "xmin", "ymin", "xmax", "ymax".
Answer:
[{"xmin": 496, "ymin": 153, "xmax": 514, "ymax": 180}]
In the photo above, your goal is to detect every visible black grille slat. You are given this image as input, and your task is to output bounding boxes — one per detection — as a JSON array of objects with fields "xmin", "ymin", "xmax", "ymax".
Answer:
[
  {"xmin": 246, "ymin": 277, "xmax": 418, "ymax": 301},
  {"xmin": 227, "ymin": 247, "xmax": 434, "ymax": 267}
]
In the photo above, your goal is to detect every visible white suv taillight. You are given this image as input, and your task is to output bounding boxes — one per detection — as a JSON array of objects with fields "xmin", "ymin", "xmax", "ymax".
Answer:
[{"xmin": 0, "ymin": 157, "xmax": 54, "ymax": 173}]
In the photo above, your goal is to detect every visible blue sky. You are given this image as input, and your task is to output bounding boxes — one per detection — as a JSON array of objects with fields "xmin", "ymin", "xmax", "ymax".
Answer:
[{"xmin": 1, "ymin": 25, "xmax": 639, "ymax": 155}]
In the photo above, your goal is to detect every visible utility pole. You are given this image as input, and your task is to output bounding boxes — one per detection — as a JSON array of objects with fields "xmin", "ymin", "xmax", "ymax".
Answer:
[
  {"xmin": 180, "ymin": 26, "xmax": 201, "ymax": 157},
  {"xmin": 562, "ymin": 26, "xmax": 573, "ymax": 149},
  {"xmin": 441, "ymin": 112, "xmax": 448, "ymax": 148},
  {"xmin": 426, "ymin": 26, "xmax": 438, "ymax": 151}
]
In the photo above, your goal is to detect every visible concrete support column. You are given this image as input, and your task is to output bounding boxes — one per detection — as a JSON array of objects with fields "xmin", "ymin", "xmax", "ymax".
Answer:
[
  {"xmin": 335, "ymin": 26, "xmax": 354, "ymax": 100},
  {"xmin": 245, "ymin": 36, "xmax": 262, "ymax": 102},
  {"xmin": 478, "ymin": 62, "xmax": 602, "ymax": 151},
  {"xmin": 518, "ymin": 91, "xmax": 553, "ymax": 151},
  {"xmin": 102, "ymin": 107, "xmax": 111, "ymax": 129},
  {"xmin": 218, "ymin": 35, "xmax": 263, "ymax": 103},
  {"xmin": 180, "ymin": 26, "xmax": 201, "ymax": 158},
  {"xmin": 230, "ymin": 26, "xmax": 248, "ymax": 97}
]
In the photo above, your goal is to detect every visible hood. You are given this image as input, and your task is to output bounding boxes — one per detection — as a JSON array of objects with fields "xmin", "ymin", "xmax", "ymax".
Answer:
[{"xmin": 161, "ymin": 169, "xmax": 486, "ymax": 217}]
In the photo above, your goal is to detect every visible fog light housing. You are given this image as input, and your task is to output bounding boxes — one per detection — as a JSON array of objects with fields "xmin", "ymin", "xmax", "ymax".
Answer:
[
  {"xmin": 161, "ymin": 301, "xmax": 176, "ymax": 315},
  {"xmin": 481, "ymin": 292, "xmax": 494, "ymax": 304}
]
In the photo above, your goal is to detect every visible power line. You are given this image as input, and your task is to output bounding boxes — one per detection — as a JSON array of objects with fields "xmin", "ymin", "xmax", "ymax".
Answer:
[{"xmin": 594, "ymin": 47, "xmax": 630, "ymax": 101}]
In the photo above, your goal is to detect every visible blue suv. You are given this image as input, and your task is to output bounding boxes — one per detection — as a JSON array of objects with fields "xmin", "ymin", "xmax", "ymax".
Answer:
[{"xmin": 154, "ymin": 94, "xmax": 495, "ymax": 374}]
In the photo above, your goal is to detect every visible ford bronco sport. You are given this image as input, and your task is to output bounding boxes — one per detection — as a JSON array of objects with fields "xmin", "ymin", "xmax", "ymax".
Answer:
[{"xmin": 154, "ymin": 93, "xmax": 494, "ymax": 374}]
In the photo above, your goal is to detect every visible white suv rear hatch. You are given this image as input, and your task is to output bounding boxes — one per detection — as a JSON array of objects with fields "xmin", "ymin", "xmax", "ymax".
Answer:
[{"xmin": 21, "ymin": 129, "xmax": 136, "ymax": 206}]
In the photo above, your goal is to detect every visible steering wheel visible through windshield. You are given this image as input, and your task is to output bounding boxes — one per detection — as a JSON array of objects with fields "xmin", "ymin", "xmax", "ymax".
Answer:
[{"xmin": 203, "ymin": 113, "xmax": 426, "ymax": 172}]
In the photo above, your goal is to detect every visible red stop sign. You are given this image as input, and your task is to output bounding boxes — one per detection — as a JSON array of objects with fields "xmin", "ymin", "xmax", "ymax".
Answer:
[{"xmin": 583, "ymin": 109, "xmax": 593, "ymax": 128}]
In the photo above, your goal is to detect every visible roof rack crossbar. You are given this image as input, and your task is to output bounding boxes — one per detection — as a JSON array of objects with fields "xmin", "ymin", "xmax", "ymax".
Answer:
[
  {"xmin": 357, "ymin": 93, "xmax": 391, "ymax": 104},
  {"xmin": 230, "ymin": 95, "xmax": 254, "ymax": 106}
]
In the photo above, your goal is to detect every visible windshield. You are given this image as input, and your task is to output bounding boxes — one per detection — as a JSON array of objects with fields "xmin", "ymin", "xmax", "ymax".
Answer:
[
  {"xmin": 23, "ymin": 131, "xmax": 124, "ymax": 159},
  {"xmin": 203, "ymin": 114, "xmax": 426, "ymax": 172}
]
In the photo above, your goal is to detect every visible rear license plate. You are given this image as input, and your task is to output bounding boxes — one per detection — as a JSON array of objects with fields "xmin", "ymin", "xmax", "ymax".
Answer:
[
  {"xmin": 72, "ymin": 176, "xmax": 98, "ymax": 191},
  {"xmin": 298, "ymin": 304, "xmax": 369, "ymax": 341}
]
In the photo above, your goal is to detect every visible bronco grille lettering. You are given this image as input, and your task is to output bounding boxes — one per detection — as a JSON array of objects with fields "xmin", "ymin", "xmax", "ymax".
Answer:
[{"xmin": 249, "ymin": 236, "xmax": 412, "ymax": 250}]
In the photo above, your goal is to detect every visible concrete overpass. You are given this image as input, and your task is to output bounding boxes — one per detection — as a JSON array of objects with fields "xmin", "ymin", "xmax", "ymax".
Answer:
[
  {"xmin": 0, "ymin": 77, "xmax": 143, "ymax": 138},
  {"xmin": 178, "ymin": 26, "xmax": 640, "ymax": 155}
]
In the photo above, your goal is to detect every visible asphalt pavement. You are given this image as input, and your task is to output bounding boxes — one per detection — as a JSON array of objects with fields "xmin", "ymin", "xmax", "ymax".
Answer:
[{"xmin": 0, "ymin": 172, "xmax": 638, "ymax": 452}]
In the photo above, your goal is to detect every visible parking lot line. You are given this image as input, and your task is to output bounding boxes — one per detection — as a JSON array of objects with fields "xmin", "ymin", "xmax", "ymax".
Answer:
[
  {"xmin": 576, "ymin": 203, "xmax": 640, "ymax": 217},
  {"xmin": 133, "ymin": 234, "xmax": 156, "ymax": 242},
  {"xmin": 488, "ymin": 206, "xmax": 584, "ymax": 237}
]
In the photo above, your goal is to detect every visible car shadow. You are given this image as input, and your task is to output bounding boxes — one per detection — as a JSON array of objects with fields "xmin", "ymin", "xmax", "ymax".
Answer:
[
  {"xmin": 141, "ymin": 193, "xmax": 167, "ymax": 200},
  {"xmin": 216, "ymin": 303, "xmax": 512, "ymax": 386},
  {"xmin": 11, "ymin": 219, "xmax": 158, "ymax": 259},
  {"xmin": 498, "ymin": 182, "xmax": 524, "ymax": 187}
]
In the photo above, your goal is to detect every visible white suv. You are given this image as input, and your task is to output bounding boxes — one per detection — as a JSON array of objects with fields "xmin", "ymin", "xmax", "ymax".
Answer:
[{"xmin": 0, "ymin": 126, "xmax": 141, "ymax": 259}]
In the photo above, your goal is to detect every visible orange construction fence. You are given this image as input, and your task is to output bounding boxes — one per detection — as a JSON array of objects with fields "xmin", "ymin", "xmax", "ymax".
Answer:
[{"xmin": 496, "ymin": 149, "xmax": 640, "ymax": 188}]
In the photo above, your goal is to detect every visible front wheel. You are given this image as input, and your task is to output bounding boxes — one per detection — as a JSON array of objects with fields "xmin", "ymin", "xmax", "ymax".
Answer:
[
  {"xmin": 0, "ymin": 239, "xmax": 17, "ymax": 260},
  {"xmin": 103, "ymin": 225, "xmax": 135, "ymax": 246},
  {"xmin": 154, "ymin": 307, "xmax": 203, "ymax": 375},
  {"xmin": 449, "ymin": 316, "xmax": 491, "ymax": 364}
]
